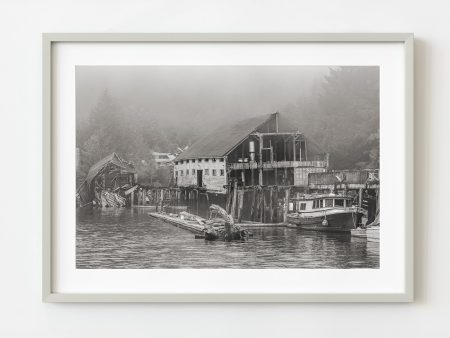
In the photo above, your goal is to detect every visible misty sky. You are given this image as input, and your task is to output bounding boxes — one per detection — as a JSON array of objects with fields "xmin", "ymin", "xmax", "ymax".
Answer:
[{"xmin": 76, "ymin": 66, "xmax": 331, "ymax": 130}]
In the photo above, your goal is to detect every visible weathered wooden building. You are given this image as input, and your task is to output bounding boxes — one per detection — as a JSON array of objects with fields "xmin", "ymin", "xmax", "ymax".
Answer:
[
  {"xmin": 174, "ymin": 112, "xmax": 328, "ymax": 193},
  {"xmin": 77, "ymin": 152, "xmax": 137, "ymax": 205}
]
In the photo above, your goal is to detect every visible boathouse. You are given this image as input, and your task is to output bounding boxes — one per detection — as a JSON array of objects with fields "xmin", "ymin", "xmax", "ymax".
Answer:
[{"xmin": 174, "ymin": 112, "xmax": 328, "ymax": 193}]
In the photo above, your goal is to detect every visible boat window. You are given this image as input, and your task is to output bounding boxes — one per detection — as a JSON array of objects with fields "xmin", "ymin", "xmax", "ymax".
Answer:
[
  {"xmin": 335, "ymin": 199, "xmax": 344, "ymax": 207},
  {"xmin": 300, "ymin": 203, "xmax": 306, "ymax": 210},
  {"xmin": 325, "ymin": 199, "xmax": 333, "ymax": 207}
]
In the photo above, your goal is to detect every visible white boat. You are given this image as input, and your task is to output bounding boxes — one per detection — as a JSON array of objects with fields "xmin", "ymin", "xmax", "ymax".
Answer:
[{"xmin": 366, "ymin": 226, "xmax": 380, "ymax": 242}]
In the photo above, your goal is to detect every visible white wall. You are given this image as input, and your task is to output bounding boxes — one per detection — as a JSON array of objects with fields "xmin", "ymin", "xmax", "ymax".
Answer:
[
  {"xmin": 0, "ymin": 0, "xmax": 448, "ymax": 336},
  {"xmin": 175, "ymin": 158, "xmax": 227, "ymax": 192}
]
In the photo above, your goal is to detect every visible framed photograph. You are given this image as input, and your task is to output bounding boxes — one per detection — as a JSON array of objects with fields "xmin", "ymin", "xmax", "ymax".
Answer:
[{"xmin": 43, "ymin": 33, "xmax": 413, "ymax": 302}]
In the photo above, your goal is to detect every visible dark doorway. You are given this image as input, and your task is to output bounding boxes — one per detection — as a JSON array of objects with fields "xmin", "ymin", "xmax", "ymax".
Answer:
[{"xmin": 197, "ymin": 170, "xmax": 203, "ymax": 187}]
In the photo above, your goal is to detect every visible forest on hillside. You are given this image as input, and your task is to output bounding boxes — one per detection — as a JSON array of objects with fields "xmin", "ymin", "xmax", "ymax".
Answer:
[{"xmin": 76, "ymin": 66, "xmax": 379, "ymax": 186}]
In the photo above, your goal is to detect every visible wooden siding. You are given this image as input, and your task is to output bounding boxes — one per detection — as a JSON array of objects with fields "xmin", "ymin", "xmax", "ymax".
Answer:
[
  {"xmin": 294, "ymin": 167, "xmax": 327, "ymax": 187},
  {"xmin": 308, "ymin": 170, "xmax": 379, "ymax": 189}
]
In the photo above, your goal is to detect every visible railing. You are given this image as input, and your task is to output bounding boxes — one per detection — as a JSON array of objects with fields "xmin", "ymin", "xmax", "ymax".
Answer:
[{"xmin": 228, "ymin": 160, "xmax": 327, "ymax": 170}]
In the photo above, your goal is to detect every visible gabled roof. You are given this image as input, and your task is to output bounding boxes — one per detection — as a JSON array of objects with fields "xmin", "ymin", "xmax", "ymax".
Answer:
[
  {"xmin": 175, "ymin": 112, "xmax": 326, "ymax": 161},
  {"xmin": 84, "ymin": 152, "xmax": 136, "ymax": 186},
  {"xmin": 175, "ymin": 113, "xmax": 274, "ymax": 160}
]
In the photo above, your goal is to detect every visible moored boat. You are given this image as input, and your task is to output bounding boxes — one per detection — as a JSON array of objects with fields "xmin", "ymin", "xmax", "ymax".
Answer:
[
  {"xmin": 365, "ymin": 226, "xmax": 380, "ymax": 242},
  {"xmin": 287, "ymin": 194, "xmax": 363, "ymax": 233}
]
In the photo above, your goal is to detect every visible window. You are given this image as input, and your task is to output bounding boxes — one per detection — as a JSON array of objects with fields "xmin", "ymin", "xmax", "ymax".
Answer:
[
  {"xmin": 180, "ymin": 160, "xmax": 184, "ymax": 164},
  {"xmin": 219, "ymin": 158, "xmax": 224, "ymax": 162},
  {"xmin": 220, "ymin": 169, "xmax": 224, "ymax": 176},
  {"xmin": 325, "ymin": 199, "xmax": 333, "ymax": 207},
  {"xmin": 212, "ymin": 158, "xmax": 217, "ymax": 162},
  {"xmin": 212, "ymin": 169, "xmax": 217, "ymax": 176},
  {"xmin": 186, "ymin": 169, "xmax": 189, "ymax": 175},
  {"xmin": 320, "ymin": 200, "xmax": 324, "ymax": 208},
  {"xmin": 205, "ymin": 169, "xmax": 209, "ymax": 175},
  {"xmin": 192, "ymin": 169, "xmax": 196, "ymax": 175},
  {"xmin": 300, "ymin": 203, "xmax": 306, "ymax": 210},
  {"xmin": 175, "ymin": 171, "xmax": 178, "ymax": 177},
  {"xmin": 335, "ymin": 199, "xmax": 345, "ymax": 207},
  {"xmin": 180, "ymin": 170, "xmax": 184, "ymax": 176}
]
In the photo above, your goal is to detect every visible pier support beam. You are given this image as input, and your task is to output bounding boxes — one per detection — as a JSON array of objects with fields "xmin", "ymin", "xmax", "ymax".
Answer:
[{"xmin": 283, "ymin": 188, "xmax": 290, "ymax": 224}]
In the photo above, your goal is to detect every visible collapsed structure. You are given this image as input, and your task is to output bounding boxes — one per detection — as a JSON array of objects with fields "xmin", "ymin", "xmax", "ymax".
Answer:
[
  {"xmin": 76, "ymin": 152, "xmax": 137, "ymax": 207},
  {"xmin": 173, "ymin": 112, "xmax": 329, "ymax": 193}
]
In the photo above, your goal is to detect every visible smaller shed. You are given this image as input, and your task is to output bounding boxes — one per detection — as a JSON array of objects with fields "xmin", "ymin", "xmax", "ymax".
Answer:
[{"xmin": 76, "ymin": 152, "xmax": 137, "ymax": 205}]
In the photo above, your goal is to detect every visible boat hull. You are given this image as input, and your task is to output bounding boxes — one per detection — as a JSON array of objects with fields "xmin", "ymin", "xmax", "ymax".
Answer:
[
  {"xmin": 366, "ymin": 226, "xmax": 380, "ymax": 242},
  {"xmin": 287, "ymin": 211, "xmax": 360, "ymax": 232}
]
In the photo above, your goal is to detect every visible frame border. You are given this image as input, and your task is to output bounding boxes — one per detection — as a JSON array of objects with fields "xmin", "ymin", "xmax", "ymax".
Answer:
[{"xmin": 43, "ymin": 33, "xmax": 414, "ymax": 302}]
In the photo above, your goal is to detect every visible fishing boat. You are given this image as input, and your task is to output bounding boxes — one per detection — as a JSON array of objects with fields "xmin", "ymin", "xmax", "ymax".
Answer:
[{"xmin": 287, "ymin": 193, "xmax": 363, "ymax": 232}]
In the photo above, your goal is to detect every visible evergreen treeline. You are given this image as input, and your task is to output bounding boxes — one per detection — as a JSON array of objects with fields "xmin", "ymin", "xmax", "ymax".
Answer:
[{"xmin": 76, "ymin": 66, "xmax": 379, "ymax": 185}]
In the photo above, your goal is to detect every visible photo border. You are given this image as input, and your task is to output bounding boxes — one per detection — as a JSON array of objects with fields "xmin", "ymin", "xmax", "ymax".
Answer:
[{"xmin": 43, "ymin": 33, "xmax": 414, "ymax": 302}]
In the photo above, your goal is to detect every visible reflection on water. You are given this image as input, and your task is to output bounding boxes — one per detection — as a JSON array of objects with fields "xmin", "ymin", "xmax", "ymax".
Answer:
[{"xmin": 76, "ymin": 208, "xmax": 379, "ymax": 269}]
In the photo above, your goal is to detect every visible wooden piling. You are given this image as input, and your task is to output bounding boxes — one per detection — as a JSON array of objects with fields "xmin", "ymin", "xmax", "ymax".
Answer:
[
  {"xmin": 283, "ymin": 188, "xmax": 290, "ymax": 224},
  {"xmin": 260, "ymin": 189, "xmax": 264, "ymax": 223},
  {"xmin": 250, "ymin": 189, "xmax": 256, "ymax": 221},
  {"xmin": 237, "ymin": 190, "xmax": 244, "ymax": 223},
  {"xmin": 231, "ymin": 180, "xmax": 238, "ymax": 220},
  {"xmin": 159, "ymin": 189, "xmax": 164, "ymax": 211},
  {"xmin": 269, "ymin": 187, "xmax": 274, "ymax": 223}
]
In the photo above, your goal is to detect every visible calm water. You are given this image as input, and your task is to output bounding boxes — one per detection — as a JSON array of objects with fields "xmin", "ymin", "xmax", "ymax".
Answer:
[{"xmin": 76, "ymin": 208, "xmax": 379, "ymax": 269}]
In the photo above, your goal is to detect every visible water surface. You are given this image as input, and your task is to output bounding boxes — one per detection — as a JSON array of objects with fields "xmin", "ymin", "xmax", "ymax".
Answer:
[{"xmin": 76, "ymin": 208, "xmax": 379, "ymax": 269}]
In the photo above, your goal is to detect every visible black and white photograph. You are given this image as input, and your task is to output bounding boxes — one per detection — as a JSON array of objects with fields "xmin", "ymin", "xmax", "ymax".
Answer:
[{"xmin": 75, "ymin": 65, "xmax": 380, "ymax": 269}]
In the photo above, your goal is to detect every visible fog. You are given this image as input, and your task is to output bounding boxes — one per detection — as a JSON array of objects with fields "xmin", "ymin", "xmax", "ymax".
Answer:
[{"xmin": 76, "ymin": 66, "xmax": 330, "ymax": 132}]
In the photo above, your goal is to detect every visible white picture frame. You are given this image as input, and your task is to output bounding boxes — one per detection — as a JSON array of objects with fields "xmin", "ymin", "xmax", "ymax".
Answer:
[{"xmin": 43, "ymin": 33, "xmax": 414, "ymax": 302}]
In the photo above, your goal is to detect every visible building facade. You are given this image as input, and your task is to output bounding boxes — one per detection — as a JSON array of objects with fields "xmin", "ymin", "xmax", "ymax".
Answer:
[{"xmin": 174, "ymin": 112, "xmax": 329, "ymax": 193}]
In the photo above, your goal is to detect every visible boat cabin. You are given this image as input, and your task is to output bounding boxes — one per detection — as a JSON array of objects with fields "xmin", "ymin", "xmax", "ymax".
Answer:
[{"xmin": 291, "ymin": 194, "xmax": 354, "ymax": 213}]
